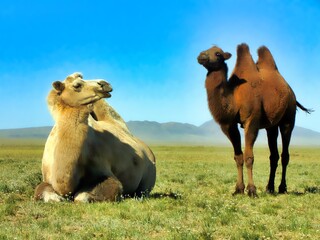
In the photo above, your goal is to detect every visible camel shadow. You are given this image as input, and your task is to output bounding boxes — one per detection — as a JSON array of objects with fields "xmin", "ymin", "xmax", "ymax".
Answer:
[
  {"xmin": 119, "ymin": 191, "xmax": 182, "ymax": 201},
  {"xmin": 266, "ymin": 186, "xmax": 319, "ymax": 196},
  {"xmin": 150, "ymin": 191, "xmax": 182, "ymax": 200},
  {"xmin": 290, "ymin": 186, "xmax": 320, "ymax": 196}
]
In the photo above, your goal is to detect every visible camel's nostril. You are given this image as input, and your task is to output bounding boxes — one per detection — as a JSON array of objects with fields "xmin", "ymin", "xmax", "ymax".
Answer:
[
  {"xmin": 99, "ymin": 81, "xmax": 112, "ymax": 92},
  {"xmin": 99, "ymin": 81, "xmax": 112, "ymax": 89},
  {"xmin": 198, "ymin": 52, "xmax": 209, "ymax": 63},
  {"xmin": 98, "ymin": 80, "xmax": 108, "ymax": 86}
]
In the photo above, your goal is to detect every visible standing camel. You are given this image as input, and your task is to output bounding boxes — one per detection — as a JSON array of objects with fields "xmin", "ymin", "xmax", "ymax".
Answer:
[{"xmin": 197, "ymin": 43, "xmax": 310, "ymax": 197}]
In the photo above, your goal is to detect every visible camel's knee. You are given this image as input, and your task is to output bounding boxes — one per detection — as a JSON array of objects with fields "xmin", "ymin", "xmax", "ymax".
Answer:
[
  {"xmin": 34, "ymin": 182, "xmax": 50, "ymax": 200},
  {"xmin": 281, "ymin": 152, "xmax": 290, "ymax": 166},
  {"xmin": 245, "ymin": 156, "xmax": 254, "ymax": 168},
  {"xmin": 75, "ymin": 177, "xmax": 123, "ymax": 203},
  {"xmin": 34, "ymin": 182, "xmax": 64, "ymax": 202},
  {"xmin": 270, "ymin": 152, "xmax": 279, "ymax": 162},
  {"xmin": 93, "ymin": 177, "xmax": 123, "ymax": 201},
  {"xmin": 234, "ymin": 154, "xmax": 244, "ymax": 167}
]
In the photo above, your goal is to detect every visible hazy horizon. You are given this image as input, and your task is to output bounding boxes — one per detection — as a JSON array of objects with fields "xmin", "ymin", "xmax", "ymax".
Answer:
[{"xmin": 1, "ymin": 119, "xmax": 320, "ymax": 134}]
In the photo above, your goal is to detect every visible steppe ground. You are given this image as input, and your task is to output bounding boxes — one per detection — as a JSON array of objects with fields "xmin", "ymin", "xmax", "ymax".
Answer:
[{"xmin": 0, "ymin": 140, "xmax": 319, "ymax": 239}]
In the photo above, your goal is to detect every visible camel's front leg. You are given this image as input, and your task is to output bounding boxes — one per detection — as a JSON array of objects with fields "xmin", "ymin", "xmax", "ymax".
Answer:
[
  {"xmin": 244, "ymin": 123, "xmax": 259, "ymax": 197},
  {"xmin": 74, "ymin": 176, "xmax": 123, "ymax": 203},
  {"xmin": 221, "ymin": 123, "xmax": 245, "ymax": 195},
  {"xmin": 35, "ymin": 166, "xmax": 82, "ymax": 202},
  {"xmin": 34, "ymin": 182, "xmax": 64, "ymax": 202}
]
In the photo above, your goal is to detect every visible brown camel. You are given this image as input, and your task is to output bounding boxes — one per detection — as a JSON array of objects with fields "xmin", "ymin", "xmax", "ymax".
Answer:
[
  {"xmin": 197, "ymin": 43, "xmax": 311, "ymax": 196},
  {"xmin": 34, "ymin": 73, "xmax": 156, "ymax": 202}
]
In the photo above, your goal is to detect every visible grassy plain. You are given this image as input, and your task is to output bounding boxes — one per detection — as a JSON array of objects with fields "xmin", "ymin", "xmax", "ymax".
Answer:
[{"xmin": 0, "ymin": 142, "xmax": 319, "ymax": 239}]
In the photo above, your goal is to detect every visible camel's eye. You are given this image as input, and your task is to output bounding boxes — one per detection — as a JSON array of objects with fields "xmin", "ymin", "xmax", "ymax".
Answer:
[
  {"xmin": 215, "ymin": 52, "xmax": 221, "ymax": 57},
  {"xmin": 73, "ymin": 82, "xmax": 83, "ymax": 91}
]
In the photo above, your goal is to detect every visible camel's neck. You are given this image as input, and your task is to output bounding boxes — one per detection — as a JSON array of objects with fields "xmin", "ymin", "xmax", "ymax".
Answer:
[
  {"xmin": 205, "ymin": 64, "xmax": 234, "ymax": 123},
  {"xmin": 205, "ymin": 65, "xmax": 228, "ymax": 91},
  {"xmin": 51, "ymin": 103, "xmax": 90, "ymax": 193},
  {"xmin": 54, "ymin": 104, "xmax": 90, "ymax": 158},
  {"xmin": 55, "ymin": 105, "xmax": 89, "ymax": 129}
]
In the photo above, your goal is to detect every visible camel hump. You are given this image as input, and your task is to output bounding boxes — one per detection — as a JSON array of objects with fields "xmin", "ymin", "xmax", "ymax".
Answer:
[
  {"xmin": 237, "ymin": 43, "xmax": 250, "ymax": 56},
  {"xmin": 235, "ymin": 43, "xmax": 256, "ymax": 70},
  {"xmin": 257, "ymin": 46, "xmax": 278, "ymax": 70}
]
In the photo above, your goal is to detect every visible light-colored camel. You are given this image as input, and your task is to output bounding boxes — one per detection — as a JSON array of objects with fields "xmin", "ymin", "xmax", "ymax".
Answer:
[
  {"xmin": 197, "ymin": 43, "xmax": 310, "ymax": 196},
  {"xmin": 34, "ymin": 73, "xmax": 156, "ymax": 202}
]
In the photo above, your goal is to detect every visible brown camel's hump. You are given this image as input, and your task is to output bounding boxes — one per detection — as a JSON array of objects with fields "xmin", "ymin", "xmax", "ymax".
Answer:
[
  {"xmin": 256, "ymin": 46, "xmax": 278, "ymax": 71},
  {"xmin": 234, "ymin": 43, "xmax": 257, "ymax": 71},
  {"xmin": 233, "ymin": 43, "xmax": 258, "ymax": 76},
  {"xmin": 237, "ymin": 43, "xmax": 250, "ymax": 56}
]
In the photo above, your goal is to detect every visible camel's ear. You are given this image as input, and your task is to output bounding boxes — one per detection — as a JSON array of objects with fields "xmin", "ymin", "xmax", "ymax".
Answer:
[
  {"xmin": 52, "ymin": 81, "xmax": 65, "ymax": 93},
  {"xmin": 223, "ymin": 52, "xmax": 232, "ymax": 60}
]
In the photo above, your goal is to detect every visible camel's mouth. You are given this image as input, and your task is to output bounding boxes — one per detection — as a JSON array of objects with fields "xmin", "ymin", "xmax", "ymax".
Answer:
[
  {"xmin": 98, "ymin": 83, "xmax": 112, "ymax": 98},
  {"xmin": 99, "ymin": 89, "xmax": 112, "ymax": 98},
  {"xmin": 197, "ymin": 55, "xmax": 209, "ymax": 65}
]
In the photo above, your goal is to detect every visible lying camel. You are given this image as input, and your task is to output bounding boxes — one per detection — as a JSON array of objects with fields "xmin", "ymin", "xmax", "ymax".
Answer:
[
  {"xmin": 34, "ymin": 73, "xmax": 156, "ymax": 202},
  {"xmin": 197, "ymin": 43, "xmax": 310, "ymax": 196}
]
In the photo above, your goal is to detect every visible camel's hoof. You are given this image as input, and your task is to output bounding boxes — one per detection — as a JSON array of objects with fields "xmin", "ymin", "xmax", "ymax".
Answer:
[
  {"xmin": 278, "ymin": 185, "xmax": 287, "ymax": 194},
  {"xmin": 248, "ymin": 191, "xmax": 258, "ymax": 198},
  {"xmin": 266, "ymin": 185, "xmax": 275, "ymax": 194},
  {"xmin": 247, "ymin": 185, "xmax": 258, "ymax": 198},
  {"xmin": 232, "ymin": 189, "xmax": 244, "ymax": 196},
  {"xmin": 232, "ymin": 184, "xmax": 245, "ymax": 196}
]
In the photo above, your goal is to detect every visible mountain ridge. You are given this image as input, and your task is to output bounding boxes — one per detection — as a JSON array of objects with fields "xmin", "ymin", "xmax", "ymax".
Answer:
[{"xmin": 0, "ymin": 120, "xmax": 319, "ymax": 146}]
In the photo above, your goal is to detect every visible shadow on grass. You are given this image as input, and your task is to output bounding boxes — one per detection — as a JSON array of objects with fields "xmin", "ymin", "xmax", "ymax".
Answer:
[
  {"xmin": 120, "ymin": 191, "xmax": 182, "ymax": 201},
  {"xmin": 235, "ymin": 186, "xmax": 320, "ymax": 198},
  {"xmin": 289, "ymin": 186, "xmax": 319, "ymax": 196},
  {"xmin": 150, "ymin": 191, "xmax": 182, "ymax": 200}
]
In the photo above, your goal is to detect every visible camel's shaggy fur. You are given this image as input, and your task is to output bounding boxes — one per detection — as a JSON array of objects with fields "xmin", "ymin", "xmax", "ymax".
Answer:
[
  {"xmin": 198, "ymin": 43, "xmax": 310, "ymax": 196},
  {"xmin": 34, "ymin": 73, "xmax": 156, "ymax": 202}
]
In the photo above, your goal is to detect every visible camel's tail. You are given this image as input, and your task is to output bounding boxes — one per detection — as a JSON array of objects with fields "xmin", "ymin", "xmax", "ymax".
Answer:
[
  {"xmin": 256, "ymin": 46, "xmax": 278, "ymax": 71},
  {"xmin": 296, "ymin": 101, "xmax": 313, "ymax": 114}
]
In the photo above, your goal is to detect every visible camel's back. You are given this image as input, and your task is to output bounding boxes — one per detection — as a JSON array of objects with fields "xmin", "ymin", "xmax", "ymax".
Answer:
[
  {"xmin": 89, "ymin": 113, "xmax": 155, "ymax": 164},
  {"xmin": 259, "ymin": 67, "xmax": 296, "ymax": 127}
]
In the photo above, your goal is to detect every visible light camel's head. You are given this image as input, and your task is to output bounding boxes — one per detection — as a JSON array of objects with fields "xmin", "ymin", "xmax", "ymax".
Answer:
[
  {"xmin": 197, "ymin": 46, "xmax": 232, "ymax": 71},
  {"xmin": 52, "ymin": 72, "xmax": 112, "ymax": 107}
]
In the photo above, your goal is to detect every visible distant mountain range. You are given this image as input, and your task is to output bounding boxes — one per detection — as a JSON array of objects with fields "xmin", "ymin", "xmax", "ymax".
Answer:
[{"xmin": 0, "ymin": 120, "xmax": 320, "ymax": 146}]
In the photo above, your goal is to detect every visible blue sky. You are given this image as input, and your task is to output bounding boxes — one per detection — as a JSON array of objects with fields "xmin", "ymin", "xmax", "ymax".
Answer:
[{"xmin": 0, "ymin": 0, "xmax": 319, "ymax": 132}]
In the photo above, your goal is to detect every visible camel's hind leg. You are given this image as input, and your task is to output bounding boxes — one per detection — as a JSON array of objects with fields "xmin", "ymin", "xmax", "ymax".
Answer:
[
  {"xmin": 221, "ymin": 123, "xmax": 245, "ymax": 195},
  {"xmin": 266, "ymin": 126, "xmax": 280, "ymax": 193},
  {"xmin": 74, "ymin": 177, "xmax": 123, "ymax": 203},
  {"xmin": 34, "ymin": 182, "xmax": 64, "ymax": 202},
  {"xmin": 278, "ymin": 123, "xmax": 294, "ymax": 193}
]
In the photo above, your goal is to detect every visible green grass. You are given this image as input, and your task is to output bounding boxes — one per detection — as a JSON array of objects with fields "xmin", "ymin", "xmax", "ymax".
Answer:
[{"xmin": 0, "ymin": 144, "xmax": 319, "ymax": 239}]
